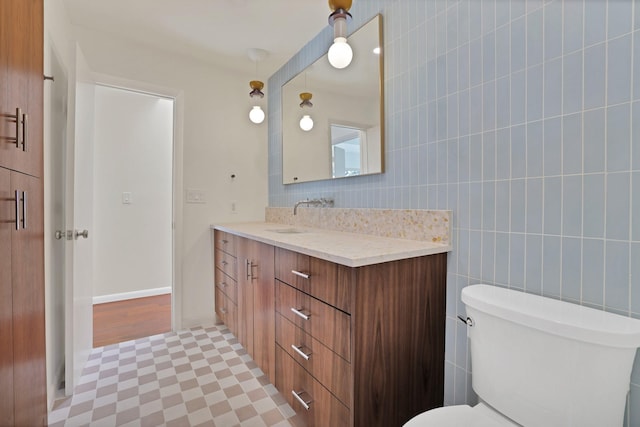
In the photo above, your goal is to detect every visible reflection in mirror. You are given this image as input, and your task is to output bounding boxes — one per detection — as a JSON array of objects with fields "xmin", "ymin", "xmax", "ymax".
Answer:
[
  {"xmin": 331, "ymin": 123, "xmax": 381, "ymax": 178},
  {"xmin": 282, "ymin": 15, "xmax": 383, "ymax": 184}
]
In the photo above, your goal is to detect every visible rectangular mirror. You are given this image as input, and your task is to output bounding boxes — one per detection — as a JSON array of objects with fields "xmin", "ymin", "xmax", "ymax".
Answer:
[{"xmin": 282, "ymin": 15, "xmax": 384, "ymax": 184}]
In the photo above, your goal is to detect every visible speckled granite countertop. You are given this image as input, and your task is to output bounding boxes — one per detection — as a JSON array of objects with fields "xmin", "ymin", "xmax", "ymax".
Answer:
[{"xmin": 212, "ymin": 222, "xmax": 451, "ymax": 268}]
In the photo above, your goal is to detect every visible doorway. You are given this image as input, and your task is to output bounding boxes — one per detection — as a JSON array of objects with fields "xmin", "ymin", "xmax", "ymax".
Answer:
[{"xmin": 91, "ymin": 85, "xmax": 174, "ymax": 347}]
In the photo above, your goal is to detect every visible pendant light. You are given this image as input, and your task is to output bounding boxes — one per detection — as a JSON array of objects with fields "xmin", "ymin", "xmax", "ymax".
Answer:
[
  {"xmin": 249, "ymin": 81, "xmax": 265, "ymax": 124},
  {"xmin": 247, "ymin": 48, "xmax": 267, "ymax": 124},
  {"xmin": 299, "ymin": 92, "xmax": 314, "ymax": 131},
  {"xmin": 328, "ymin": 0, "xmax": 353, "ymax": 69}
]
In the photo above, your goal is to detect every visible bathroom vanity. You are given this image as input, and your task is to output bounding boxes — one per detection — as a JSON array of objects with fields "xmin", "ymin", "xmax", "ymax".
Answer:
[{"xmin": 212, "ymin": 218, "xmax": 449, "ymax": 426}]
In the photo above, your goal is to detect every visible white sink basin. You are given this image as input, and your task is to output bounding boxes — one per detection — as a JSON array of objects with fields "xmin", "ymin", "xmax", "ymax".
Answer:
[{"xmin": 268, "ymin": 228, "xmax": 307, "ymax": 234}]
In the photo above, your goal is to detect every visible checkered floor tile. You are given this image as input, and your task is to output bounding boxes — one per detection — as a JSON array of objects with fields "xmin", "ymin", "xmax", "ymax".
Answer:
[{"xmin": 48, "ymin": 325, "xmax": 296, "ymax": 426}]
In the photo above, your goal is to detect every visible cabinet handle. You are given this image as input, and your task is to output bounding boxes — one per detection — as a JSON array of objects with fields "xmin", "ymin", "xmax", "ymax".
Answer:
[
  {"xmin": 21, "ymin": 112, "xmax": 27, "ymax": 151},
  {"xmin": 291, "ymin": 390, "xmax": 312, "ymax": 410},
  {"xmin": 291, "ymin": 270, "xmax": 310, "ymax": 279},
  {"xmin": 246, "ymin": 260, "xmax": 258, "ymax": 280},
  {"xmin": 221, "ymin": 260, "xmax": 228, "ymax": 266},
  {"xmin": 220, "ymin": 307, "xmax": 227, "ymax": 314},
  {"xmin": 291, "ymin": 344, "xmax": 311, "ymax": 360},
  {"xmin": 8, "ymin": 108, "xmax": 27, "ymax": 150},
  {"xmin": 21, "ymin": 190, "xmax": 26, "ymax": 229},
  {"xmin": 14, "ymin": 190, "xmax": 20, "ymax": 230},
  {"xmin": 221, "ymin": 239, "xmax": 228, "ymax": 244},
  {"xmin": 220, "ymin": 282, "xmax": 227, "ymax": 288},
  {"xmin": 290, "ymin": 307, "xmax": 310, "ymax": 321},
  {"xmin": 10, "ymin": 107, "xmax": 21, "ymax": 148}
]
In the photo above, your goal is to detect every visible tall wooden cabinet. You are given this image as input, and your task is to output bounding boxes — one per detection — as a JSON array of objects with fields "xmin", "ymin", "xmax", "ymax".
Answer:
[
  {"xmin": 1, "ymin": 0, "xmax": 44, "ymax": 177},
  {"xmin": 0, "ymin": 0, "xmax": 47, "ymax": 425}
]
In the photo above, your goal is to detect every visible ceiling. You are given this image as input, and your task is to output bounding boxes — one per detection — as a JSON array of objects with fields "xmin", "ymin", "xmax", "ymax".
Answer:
[{"xmin": 62, "ymin": 0, "xmax": 332, "ymax": 77}]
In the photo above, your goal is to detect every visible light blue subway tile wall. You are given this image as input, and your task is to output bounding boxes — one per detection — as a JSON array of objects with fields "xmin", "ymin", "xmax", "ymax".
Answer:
[
  {"xmin": 562, "ymin": 112, "xmax": 582, "ymax": 174},
  {"xmin": 608, "ymin": 34, "xmax": 632, "ymax": 105},
  {"xmin": 267, "ymin": 0, "xmax": 640, "ymax": 421},
  {"xmin": 564, "ymin": 0, "xmax": 584, "ymax": 53}
]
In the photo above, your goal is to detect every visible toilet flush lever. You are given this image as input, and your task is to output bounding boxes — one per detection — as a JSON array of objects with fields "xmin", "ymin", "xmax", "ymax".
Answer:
[{"xmin": 457, "ymin": 315, "xmax": 474, "ymax": 327}]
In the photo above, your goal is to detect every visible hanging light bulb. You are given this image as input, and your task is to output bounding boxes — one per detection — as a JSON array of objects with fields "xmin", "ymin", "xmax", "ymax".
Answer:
[
  {"xmin": 248, "ymin": 80, "xmax": 265, "ymax": 124},
  {"xmin": 328, "ymin": 0, "xmax": 353, "ymax": 69},
  {"xmin": 249, "ymin": 106, "xmax": 265, "ymax": 124},
  {"xmin": 298, "ymin": 92, "xmax": 314, "ymax": 131},
  {"xmin": 300, "ymin": 115, "xmax": 314, "ymax": 131}
]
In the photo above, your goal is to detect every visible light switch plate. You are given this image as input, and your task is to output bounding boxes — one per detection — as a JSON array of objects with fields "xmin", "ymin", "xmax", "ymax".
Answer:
[
  {"xmin": 186, "ymin": 189, "xmax": 206, "ymax": 204},
  {"xmin": 122, "ymin": 192, "xmax": 132, "ymax": 204}
]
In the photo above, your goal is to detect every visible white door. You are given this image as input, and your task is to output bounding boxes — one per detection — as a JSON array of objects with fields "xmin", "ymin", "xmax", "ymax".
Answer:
[
  {"xmin": 47, "ymin": 45, "xmax": 68, "ymax": 396},
  {"xmin": 64, "ymin": 43, "xmax": 95, "ymax": 394}
]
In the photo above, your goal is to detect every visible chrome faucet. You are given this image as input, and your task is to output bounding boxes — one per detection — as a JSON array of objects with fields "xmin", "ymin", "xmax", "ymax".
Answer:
[{"xmin": 293, "ymin": 198, "xmax": 334, "ymax": 215}]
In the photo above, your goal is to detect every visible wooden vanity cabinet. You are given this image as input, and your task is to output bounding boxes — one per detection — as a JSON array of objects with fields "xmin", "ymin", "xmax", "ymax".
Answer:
[
  {"xmin": 214, "ymin": 231, "xmax": 447, "ymax": 426},
  {"xmin": 274, "ymin": 247, "xmax": 447, "ymax": 427}
]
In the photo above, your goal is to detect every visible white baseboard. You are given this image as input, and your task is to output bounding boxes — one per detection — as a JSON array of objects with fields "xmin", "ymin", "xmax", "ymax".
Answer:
[{"xmin": 93, "ymin": 287, "xmax": 172, "ymax": 305}]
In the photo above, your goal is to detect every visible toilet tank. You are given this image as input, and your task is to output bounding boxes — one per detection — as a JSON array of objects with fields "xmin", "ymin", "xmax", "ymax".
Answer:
[{"xmin": 462, "ymin": 284, "xmax": 640, "ymax": 427}]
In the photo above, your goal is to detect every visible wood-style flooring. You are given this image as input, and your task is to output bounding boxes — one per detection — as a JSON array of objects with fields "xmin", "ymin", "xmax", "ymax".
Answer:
[{"xmin": 93, "ymin": 294, "xmax": 171, "ymax": 348}]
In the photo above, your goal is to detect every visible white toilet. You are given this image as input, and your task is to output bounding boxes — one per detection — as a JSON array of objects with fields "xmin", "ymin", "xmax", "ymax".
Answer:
[{"xmin": 405, "ymin": 284, "xmax": 640, "ymax": 427}]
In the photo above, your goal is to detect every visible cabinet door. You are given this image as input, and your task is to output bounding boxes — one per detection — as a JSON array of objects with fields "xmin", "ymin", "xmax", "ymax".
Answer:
[
  {"xmin": 0, "ymin": 0, "xmax": 43, "ymax": 177},
  {"xmin": 11, "ymin": 171, "xmax": 45, "ymax": 426},
  {"xmin": 250, "ymin": 241, "xmax": 275, "ymax": 380},
  {"xmin": 237, "ymin": 237, "xmax": 275, "ymax": 380},
  {"xmin": 0, "ymin": 168, "xmax": 14, "ymax": 426},
  {"xmin": 236, "ymin": 237, "xmax": 254, "ymax": 355}
]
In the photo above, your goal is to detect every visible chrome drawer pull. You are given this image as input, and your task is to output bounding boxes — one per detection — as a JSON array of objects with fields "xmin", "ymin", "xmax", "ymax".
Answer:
[
  {"xmin": 291, "ymin": 390, "xmax": 312, "ymax": 410},
  {"xmin": 291, "ymin": 270, "xmax": 310, "ymax": 279},
  {"xmin": 21, "ymin": 190, "xmax": 26, "ymax": 229},
  {"xmin": 221, "ymin": 239, "xmax": 228, "ymax": 244},
  {"xmin": 220, "ymin": 282, "xmax": 227, "ymax": 288},
  {"xmin": 291, "ymin": 344, "xmax": 311, "ymax": 360},
  {"xmin": 21, "ymin": 112, "xmax": 27, "ymax": 151},
  {"xmin": 220, "ymin": 307, "xmax": 227, "ymax": 314},
  {"xmin": 221, "ymin": 260, "xmax": 228, "ymax": 266},
  {"xmin": 14, "ymin": 108, "xmax": 21, "ymax": 148},
  {"xmin": 14, "ymin": 190, "xmax": 20, "ymax": 230},
  {"xmin": 290, "ymin": 307, "xmax": 310, "ymax": 320}
]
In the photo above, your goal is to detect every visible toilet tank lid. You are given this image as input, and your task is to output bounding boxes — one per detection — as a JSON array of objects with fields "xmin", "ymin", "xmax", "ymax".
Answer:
[{"xmin": 462, "ymin": 284, "xmax": 640, "ymax": 348}]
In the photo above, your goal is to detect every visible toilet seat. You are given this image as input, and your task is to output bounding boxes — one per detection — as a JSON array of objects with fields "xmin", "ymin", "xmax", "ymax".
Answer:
[{"xmin": 403, "ymin": 403, "xmax": 518, "ymax": 427}]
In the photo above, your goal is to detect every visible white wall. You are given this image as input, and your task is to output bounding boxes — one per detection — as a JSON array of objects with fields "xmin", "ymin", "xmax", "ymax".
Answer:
[
  {"xmin": 70, "ymin": 25, "xmax": 269, "ymax": 327},
  {"xmin": 92, "ymin": 86, "xmax": 173, "ymax": 298},
  {"xmin": 42, "ymin": 1, "xmax": 269, "ymax": 406}
]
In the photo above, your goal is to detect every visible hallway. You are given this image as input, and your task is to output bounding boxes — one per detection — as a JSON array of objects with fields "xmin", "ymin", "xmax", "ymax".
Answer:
[{"xmin": 93, "ymin": 294, "xmax": 172, "ymax": 348}]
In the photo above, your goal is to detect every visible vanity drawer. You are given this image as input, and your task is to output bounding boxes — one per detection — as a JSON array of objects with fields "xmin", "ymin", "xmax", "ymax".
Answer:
[
  {"xmin": 276, "ymin": 314, "xmax": 351, "ymax": 406},
  {"xmin": 276, "ymin": 346, "xmax": 350, "ymax": 427},
  {"xmin": 275, "ymin": 247, "xmax": 352, "ymax": 313},
  {"xmin": 214, "ymin": 268, "xmax": 237, "ymax": 304},
  {"xmin": 214, "ymin": 249, "xmax": 237, "ymax": 280},
  {"xmin": 214, "ymin": 230, "xmax": 236, "ymax": 256},
  {"xmin": 276, "ymin": 280, "xmax": 351, "ymax": 362},
  {"xmin": 215, "ymin": 286, "xmax": 237, "ymax": 334}
]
